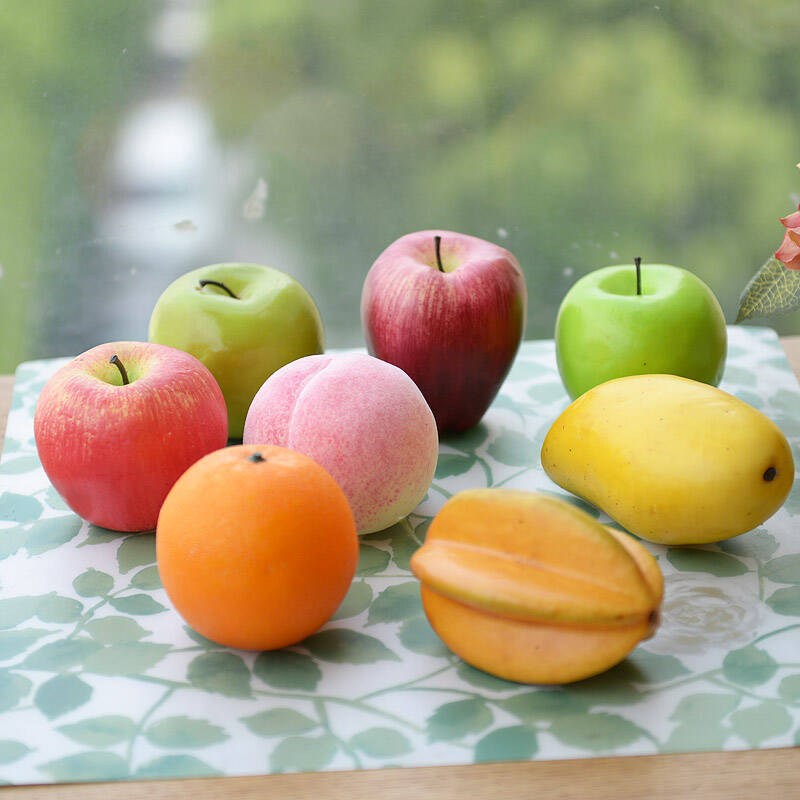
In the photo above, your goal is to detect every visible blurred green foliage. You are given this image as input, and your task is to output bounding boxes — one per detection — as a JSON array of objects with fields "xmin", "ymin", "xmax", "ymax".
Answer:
[{"xmin": 1, "ymin": 0, "xmax": 799, "ymax": 371}]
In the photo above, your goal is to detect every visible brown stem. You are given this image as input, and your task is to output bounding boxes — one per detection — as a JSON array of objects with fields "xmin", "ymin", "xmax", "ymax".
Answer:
[
  {"xmin": 434, "ymin": 235, "xmax": 444, "ymax": 272},
  {"xmin": 109, "ymin": 355, "xmax": 130, "ymax": 385},
  {"xmin": 198, "ymin": 279, "xmax": 239, "ymax": 299},
  {"xmin": 634, "ymin": 257, "xmax": 642, "ymax": 296}
]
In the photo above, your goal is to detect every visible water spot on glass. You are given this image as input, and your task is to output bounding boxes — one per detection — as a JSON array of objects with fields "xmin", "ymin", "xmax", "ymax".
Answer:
[
  {"xmin": 649, "ymin": 575, "xmax": 760, "ymax": 654},
  {"xmin": 174, "ymin": 219, "xmax": 198, "ymax": 232},
  {"xmin": 243, "ymin": 177, "xmax": 269, "ymax": 221}
]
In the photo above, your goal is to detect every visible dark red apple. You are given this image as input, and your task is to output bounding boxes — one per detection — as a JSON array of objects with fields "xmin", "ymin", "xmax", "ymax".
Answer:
[
  {"xmin": 361, "ymin": 230, "xmax": 527, "ymax": 433},
  {"xmin": 34, "ymin": 341, "xmax": 228, "ymax": 532}
]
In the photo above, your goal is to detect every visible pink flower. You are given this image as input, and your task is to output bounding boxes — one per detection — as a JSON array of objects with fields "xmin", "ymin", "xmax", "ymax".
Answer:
[{"xmin": 775, "ymin": 204, "xmax": 800, "ymax": 270}]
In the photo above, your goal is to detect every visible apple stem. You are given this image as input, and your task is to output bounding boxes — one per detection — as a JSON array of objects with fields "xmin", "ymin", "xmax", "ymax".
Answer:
[
  {"xmin": 434, "ymin": 235, "xmax": 444, "ymax": 272},
  {"xmin": 634, "ymin": 256, "xmax": 642, "ymax": 296},
  {"xmin": 109, "ymin": 355, "xmax": 130, "ymax": 386},
  {"xmin": 198, "ymin": 279, "xmax": 239, "ymax": 299},
  {"xmin": 248, "ymin": 452, "xmax": 265, "ymax": 463}
]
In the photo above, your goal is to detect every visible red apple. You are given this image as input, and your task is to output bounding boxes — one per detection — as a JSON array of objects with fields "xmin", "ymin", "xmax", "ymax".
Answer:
[
  {"xmin": 361, "ymin": 230, "xmax": 527, "ymax": 433},
  {"xmin": 34, "ymin": 341, "xmax": 228, "ymax": 532}
]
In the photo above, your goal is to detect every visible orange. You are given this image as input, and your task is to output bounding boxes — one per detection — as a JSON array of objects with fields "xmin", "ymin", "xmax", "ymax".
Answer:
[{"xmin": 156, "ymin": 444, "xmax": 359, "ymax": 650}]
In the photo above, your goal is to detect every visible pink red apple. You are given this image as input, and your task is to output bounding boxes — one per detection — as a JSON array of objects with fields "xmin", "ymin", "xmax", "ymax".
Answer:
[
  {"xmin": 243, "ymin": 353, "xmax": 438, "ymax": 534},
  {"xmin": 361, "ymin": 230, "xmax": 527, "ymax": 433},
  {"xmin": 34, "ymin": 341, "xmax": 228, "ymax": 532}
]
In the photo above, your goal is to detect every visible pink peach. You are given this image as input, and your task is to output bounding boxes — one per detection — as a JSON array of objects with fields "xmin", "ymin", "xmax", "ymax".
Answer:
[{"xmin": 243, "ymin": 353, "xmax": 438, "ymax": 534}]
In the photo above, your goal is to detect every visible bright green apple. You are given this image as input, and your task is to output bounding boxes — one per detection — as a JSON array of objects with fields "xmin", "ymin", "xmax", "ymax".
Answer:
[
  {"xmin": 555, "ymin": 262, "xmax": 727, "ymax": 399},
  {"xmin": 149, "ymin": 263, "xmax": 324, "ymax": 437}
]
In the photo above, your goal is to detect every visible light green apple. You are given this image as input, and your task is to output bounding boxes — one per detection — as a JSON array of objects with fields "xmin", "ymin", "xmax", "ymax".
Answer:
[
  {"xmin": 148, "ymin": 263, "xmax": 324, "ymax": 437},
  {"xmin": 555, "ymin": 262, "xmax": 727, "ymax": 399}
]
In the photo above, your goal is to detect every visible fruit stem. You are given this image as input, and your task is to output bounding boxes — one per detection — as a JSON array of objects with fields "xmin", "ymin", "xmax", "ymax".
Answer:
[
  {"xmin": 109, "ymin": 355, "xmax": 130, "ymax": 386},
  {"xmin": 248, "ymin": 452, "xmax": 265, "ymax": 463},
  {"xmin": 434, "ymin": 235, "xmax": 444, "ymax": 272},
  {"xmin": 198, "ymin": 279, "xmax": 239, "ymax": 299},
  {"xmin": 634, "ymin": 256, "xmax": 642, "ymax": 296}
]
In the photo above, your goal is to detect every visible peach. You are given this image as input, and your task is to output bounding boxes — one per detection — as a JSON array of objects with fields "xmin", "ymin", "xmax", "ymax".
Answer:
[{"xmin": 243, "ymin": 353, "xmax": 438, "ymax": 534}]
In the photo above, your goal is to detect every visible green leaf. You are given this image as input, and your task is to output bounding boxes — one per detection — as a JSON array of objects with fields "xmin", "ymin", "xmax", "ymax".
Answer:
[
  {"xmin": 778, "ymin": 674, "xmax": 800, "ymax": 702},
  {"xmin": 134, "ymin": 755, "xmax": 222, "ymax": 779},
  {"xmin": 187, "ymin": 652, "xmax": 251, "ymax": 697},
  {"xmin": 44, "ymin": 486, "xmax": 69, "ymax": 511},
  {"xmin": 398, "ymin": 616, "xmax": 450, "ymax": 657},
  {"xmin": 116, "ymin": 534, "xmax": 156, "ymax": 573},
  {"xmin": 269, "ymin": 734, "xmax": 338, "ymax": 772},
  {"xmin": 666, "ymin": 548, "xmax": 748, "ymax": 577},
  {"xmin": 719, "ymin": 531, "xmax": 779, "ymax": 561},
  {"xmin": 130, "ymin": 565, "xmax": 162, "ymax": 590},
  {"xmin": 84, "ymin": 616, "xmax": 149, "ymax": 644},
  {"xmin": 0, "ymin": 596, "xmax": 41, "ymax": 629},
  {"xmin": 146, "ymin": 716, "xmax": 228, "ymax": 748},
  {"xmin": 0, "ymin": 455, "xmax": 41, "ymax": 474},
  {"xmin": 566, "ymin": 670, "xmax": 642, "ymax": 706},
  {"xmin": 108, "ymin": 594, "xmax": 166, "ymax": 615},
  {"xmin": 722, "ymin": 645, "xmax": 778, "ymax": 686},
  {"xmin": 73, "ymin": 568, "xmax": 114, "ymax": 597},
  {"xmin": 357, "ymin": 544, "xmax": 390, "ymax": 576},
  {"xmin": 254, "ymin": 650, "xmax": 321, "ymax": 691},
  {"xmin": 80, "ymin": 525, "xmax": 125, "ymax": 547},
  {"xmin": 487, "ymin": 430, "xmax": 536, "ymax": 467},
  {"xmin": 0, "ymin": 671, "xmax": 31, "ymax": 712},
  {"xmin": 25, "ymin": 516, "xmax": 82, "ymax": 555},
  {"xmin": 426, "ymin": 699, "xmax": 492, "ymax": 742},
  {"xmin": 474, "ymin": 725, "xmax": 538, "ymax": 763},
  {"xmin": 763, "ymin": 555, "xmax": 800, "ymax": 584},
  {"xmin": 58, "ymin": 715, "xmax": 137, "ymax": 747},
  {"xmin": 389, "ymin": 523, "xmax": 421, "ymax": 571},
  {"xmin": 550, "ymin": 712, "xmax": 645, "ymax": 751},
  {"xmin": 501, "ymin": 690, "xmax": 591, "ymax": 721},
  {"xmin": 0, "ymin": 492, "xmax": 42, "ymax": 523},
  {"xmin": 736, "ymin": 256, "xmax": 800, "ymax": 323},
  {"xmin": 36, "ymin": 593, "xmax": 83, "ymax": 623},
  {"xmin": 721, "ymin": 365, "xmax": 758, "ymax": 387},
  {"xmin": 670, "ymin": 693, "xmax": 740, "ymax": 723},
  {"xmin": 0, "ymin": 740, "xmax": 30, "ymax": 765},
  {"xmin": 39, "ymin": 751, "xmax": 129, "ymax": 781},
  {"xmin": 367, "ymin": 581, "xmax": 422, "ymax": 625},
  {"xmin": 662, "ymin": 721, "xmax": 730, "ymax": 752},
  {"xmin": 34, "ymin": 674, "xmax": 92, "ymax": 719},
  {"xmin": 183, "ymin": 626, "xmax": 220, "ymax": 649},
  {"xmin": 350, "ymin": 727, "xmax": 411, "ymax": 757},
  {"xmin": 83, "ymin": 642, "xmax": 171, "ymax": 675},
  {"xmin": 623, "ymin": 650, "xmax": 690, "ymax": 683},
  {"xmin": 441, "ymin": 422, "xmax": 489, "ymax": 450},
  {"xmin": 242, "ymin": 708, "xmax": 317, "ymax": 737},
  {"xmin": 456, "ymin": 661, "xmax": 518, "ymax": 692},
  {"xmin": 303, "ymin": 629, "xmax": 400, "ymax": 663},
  {"xmin": 527, "ymin": 381, "xmax": 566, "ymax": 405},
  {"xmin": 435, "ymin": 454, "xmax": 476, "ymax": 479},
  {"xmin": 0, "ymin": 526, "xmax": 27, "ymax": 559},
  {"xmin": 0, "ymin": 629, "xmax": 50, "ymax": 661},
  {"xmin": 730, "ymin": 702, "xmax": 793, "ymax": 746},
  {"xmin": 766, "ymin": 586, "xmax": 800, "ymax": 616},
  {"xmin": 23, "ymin": 638, "xmax": 102, "ymax": 670},
  {"xmin": 332, "ymin": 580, "xmax": 373, "ymax": 620}
]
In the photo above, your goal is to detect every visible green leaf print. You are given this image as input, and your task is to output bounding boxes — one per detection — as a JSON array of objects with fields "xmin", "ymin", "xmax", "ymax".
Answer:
[
  {"xmin": 23, "ymin": 638, "xmax": 102, "ymax": 671},
  {"xmin": 134, "ymin": 755, "xmax": 222, "ymax": 779},
  {"xmin": 762, "ymin": 555, "xmax": 800, "ymax": 584},
  {"xmin": 254, "ymin": 650, "xmax": 321, "ymax": 691},
  {"xmin": 474, "ymin": 725, "xmax": 538, "ymax": 763},
  {"xmin": 80, "ymin": 525, "xmax": 126, "ymax": 547},
  {"xmin": 57, "ymin": 716, "xmax": 137, "ymax": 747},
  {"xmin": 426, "ymin": 699, "xmax": 493, "ymax": 742},
  {"xmin": 398, "ymin": 616, "xmax": 450, "ymax": 657},
  {"xmin": 0, "ymin": 526, "xmax": 26, "ymax": 559},
  {"xmin": 500, "ymin": 690, "xmax": 591, "ymax": 722},
  {"xmin": 34, "ymin": 675, "xmax": 92, "ymax": 719},
  {"xmin": 0, "ymin": 596, "xmax": 41, "ymax": 629},
  {"xmin": 332, "ymin": 581, "xmax": 373, "ymax": 620},
  {"xmin": 722, "ymin": 645, "xmax": 779, "ymax": 686},
  {"xmin": 269, "ymin": 734, "xmax": 338, "ymax": 772},
  {"xmin": 0, "ymin": 671, "xmax": 31, "ymax": 713},
  {"xmin": 0, "ymin": 455, "xmax": 41, "ymax": 475},
  {"xmin": 350, "ymin": 727, "xmax": 412, "ymax": 758},
  {"xmin": 487, "ymin": 430, "xmax": 537, "ymax": 467},
  {"xmin": 36, "ymin": 593, "xmax": 83, "ymax": 623},
  {"xmin": 242, "ymin": 709, "xmax": 318, "ymax": 737},
  {"xmin": 550, "ymin": 712, "xmax": 645, "ymax": 751},
  {"xmin": 670, "ymin": 693, "xmax": 740, "ymax": 723},
  {"xmin": 116, "ymin": 534, "xmax": 156, "ymax": 573},
  {"xmin": 435, "ymin": 454, "xmax": 476, "ymax": 479},
  {"xmin": 83, "ymin": 642, "xmax": 171, "ymax": 676},
  {"xmin": 441, "ymin": 421, "xmax": 489, "ymax": 450},
  {"xmin": 84, "ymin": 617, "xmax": 149, "ymax": 645},
  {"xmin": 25, "ymin": 516, "xmax": 82, "ymax": 556},
  {"xmin": 356, "ymin": 544, "xmax": 390, "ymax": 576},
  {"xmin": 145, "ymin": 716, "xmax": 228, "ymax": 748},
  {"xmin": 39, "ymin": 751, "xmax": 129, "ymax": 782},
  {"xmin": 766, "ymin": 586, "xmax": 800, "ymax": 616},
  {"xmin": 0, "ymin": 492, "xmax": 42, "ymax": 523},
  {"xmin": 130, "ymin": 565, "xmax": 162, "ymax": 590},
  {"xmin": 666, "ymin": 548, "xmax": 748, "ymax": 577},
  {"xmin": 662, "ymin": 721, "xmax": 730, "ymax": 752},
  {"xmin": 0, "ymin": 740, "xmax": 30, "ymax": 765},
  {"xmin": 730, "ymin": 702, "xmax": 793, "ymax": 746},
  {"xmin": 187, "ymin": 652, "xmax": 251, "ymax": 697},
  {"xmin": 108, "ymin": 595, "xmax": 166, "ymax": 615},
  {"xmin": 73, "ymin": 569, "xmax": 114, "ymax": 598},
  {"xmin": 719, "ymin": 531, "xmax": 779, "ymax": 561},
  {"xmin": 303, "ymin": 629, "xmax": 400, "ymax": 664},
  {"xmin": 622, "ymin": 650, "xmax": 690, "ymax": 683},
  {"xmin": 367, "ymin": 582, "xmax": 422, "ymax": 625},
  {"xmin": 778, "ymin": 674, "xmax": 800, "ymax": 702},
  {"xmin": 456, "ymin": 662, "xmax": 518, "ymax": 692},
  {"xmin": 0, "ymin": 629, "xmax": 50, "ymax": 661}
]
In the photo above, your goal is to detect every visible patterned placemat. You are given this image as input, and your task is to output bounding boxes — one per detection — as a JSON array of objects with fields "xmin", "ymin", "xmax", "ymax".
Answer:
[{"xmin": 0, "ymin": 325, "xmax": 798, "ymax": 785}]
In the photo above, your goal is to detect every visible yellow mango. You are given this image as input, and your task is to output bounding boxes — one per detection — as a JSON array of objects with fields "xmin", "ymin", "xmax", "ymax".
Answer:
[
  {"xmin": 541, "ymin": 374, "xmax": 794, "ymax": 545},
  {"xmin": 410, "ymin": 489, "xmax": 662, "ymax": 684}
]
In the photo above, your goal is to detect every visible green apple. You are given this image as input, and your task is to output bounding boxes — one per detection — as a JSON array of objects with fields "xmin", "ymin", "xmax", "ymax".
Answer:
[
  {"xmin": 149, "ymin": 263, "xmax": 324, "ymax": 437},
  {"xmin": 555, "ymin": 262, "xmax": 727, "ymax": 399}
]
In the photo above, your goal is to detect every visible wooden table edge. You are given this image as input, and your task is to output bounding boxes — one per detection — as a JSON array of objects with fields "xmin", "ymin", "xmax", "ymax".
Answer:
[{"xmin": 1, "ymin": 335, "xmax": 799, "ymax": 800}]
